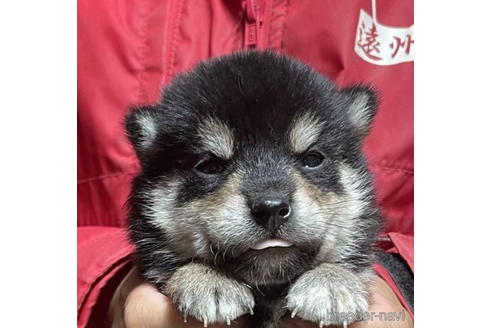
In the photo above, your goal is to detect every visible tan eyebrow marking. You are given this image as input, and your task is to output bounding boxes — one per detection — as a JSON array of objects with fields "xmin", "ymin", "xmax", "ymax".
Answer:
[
  {"xmin": 288, "ymin": 112, "xmax": 324, "ymax": 153},
  {"xmin": 197, "ymin": 117, "xmax": 235, "ymax": 159}
]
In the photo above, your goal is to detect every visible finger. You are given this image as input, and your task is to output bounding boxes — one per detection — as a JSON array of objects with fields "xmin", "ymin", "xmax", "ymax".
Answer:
[
  {"xmin": 114, "ymin": 267, "xmax": 248, "ymax": 328},
  {"xmin": 110, "ymin": 268, "xmax": 185, "ymax": 328},
  {"xmin": 349, "ymin": 277, "xmax": 413, "ymax": 328},
  {"xmin": 124, "ymin": 283, "xmax": 249, "ymax": 328},
  {"xmin": 279, "ymin": 277, "xmax": 412, "ymax": 328},
  {"xmin": 110, "ymin": 268, "xmax": 142, "ymax": 328},
  {"xmin": 278, "ymin": 317, "xmax": 317, "ymax": 328},
  {"xmin": 123, "ymin": 282, "xmax": 195, "ymax": 328}
]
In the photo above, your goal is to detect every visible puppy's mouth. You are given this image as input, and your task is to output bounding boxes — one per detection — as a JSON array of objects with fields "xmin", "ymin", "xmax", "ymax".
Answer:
[{"xmin": 250, "ymin": 238, "xmax": 294, "ymax": 250}]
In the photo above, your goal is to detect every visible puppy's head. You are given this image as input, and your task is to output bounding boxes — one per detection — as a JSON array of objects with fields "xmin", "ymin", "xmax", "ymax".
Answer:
[{"xmin": 126, "ymin": 51, "xmax": 380, "ymax": 287}]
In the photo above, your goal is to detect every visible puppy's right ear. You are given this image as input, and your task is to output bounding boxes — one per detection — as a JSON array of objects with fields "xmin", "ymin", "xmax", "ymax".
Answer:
[
  {"xmin": 125, "ymin": 106, "xmax": 159, "ymax": 160},
  {"xmin": 340, "ymin": 85, "xmax": 379, "ymax": 141}
]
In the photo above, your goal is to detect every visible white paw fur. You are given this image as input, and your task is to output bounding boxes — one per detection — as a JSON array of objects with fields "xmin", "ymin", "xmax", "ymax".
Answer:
[
  {"xmin": 286, "ymin": 263, "xmax": 370, "ymax": 327},
  {"xmin": 165, "ymin": 263, "xmax": 255, "ymax": 326}
]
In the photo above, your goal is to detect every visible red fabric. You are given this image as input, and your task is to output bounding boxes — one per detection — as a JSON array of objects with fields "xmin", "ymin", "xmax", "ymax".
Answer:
[
  {"xmin": 78, "ymin": 0, "xmax": 413, "ymax": 325},
  {"xmin": 78, "ymin": 0, "xmax": 413, "ymax": 232},
  {"xmin": 388, "ymin": 233, "xmax": 414, "ymax": 272},
  {"xmin": 77, "ymin": 227, "xmax": 134, "ymax": 328}
]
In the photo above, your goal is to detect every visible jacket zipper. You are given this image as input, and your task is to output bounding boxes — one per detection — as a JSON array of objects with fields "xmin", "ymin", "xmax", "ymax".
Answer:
[{"xmin": 243, "ymin": 0, "xmax": 262, "ymax": 49}]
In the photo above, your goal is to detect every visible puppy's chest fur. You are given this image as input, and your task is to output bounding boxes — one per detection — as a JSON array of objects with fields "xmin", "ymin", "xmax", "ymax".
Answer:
[{"xmin": 125, "ymin": 50, "xmax": 381, "ymax": 328}]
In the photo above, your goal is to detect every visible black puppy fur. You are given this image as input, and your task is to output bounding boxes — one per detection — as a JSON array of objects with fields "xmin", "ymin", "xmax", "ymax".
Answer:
[{"xmin": 125, "ymin": 50, "xmax": 381, "ymax": 328}]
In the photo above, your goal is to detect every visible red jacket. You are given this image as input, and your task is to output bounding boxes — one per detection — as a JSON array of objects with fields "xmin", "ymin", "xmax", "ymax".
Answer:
[{"xmin": 78, "ymin": 0, "xmax": 414, "ymax": 326}]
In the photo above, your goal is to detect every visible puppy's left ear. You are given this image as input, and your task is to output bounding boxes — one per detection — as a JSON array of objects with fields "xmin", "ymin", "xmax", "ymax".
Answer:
[
  {"xmin": 125, "ymin": 105, "xmax": 160, "ymax": 160},
  {"xmin": 340, "ymin": 85, "xmax": 379, "ymax": 140}
]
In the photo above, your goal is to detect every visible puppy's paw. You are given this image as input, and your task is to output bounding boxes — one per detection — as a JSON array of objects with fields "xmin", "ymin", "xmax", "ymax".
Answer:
[
  {"xmin": 286, "ymin": 263, "xmax": 369, "ymax": 327},
  {"xmin": 164, "ymin": 263, "xmax": 254, "ymax": 326}
]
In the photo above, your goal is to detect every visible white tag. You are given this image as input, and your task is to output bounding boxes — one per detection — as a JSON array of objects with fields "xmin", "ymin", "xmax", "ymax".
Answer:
[{"xmin": 354, "ymin": 4, "xmax": 414, "ymax": 66}]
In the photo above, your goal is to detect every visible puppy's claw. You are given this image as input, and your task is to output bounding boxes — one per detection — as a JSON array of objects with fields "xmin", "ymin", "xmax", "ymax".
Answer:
[
  {"xmin": 226, "ymin": 318, "xmax": 231, "ymax": 326},
  {"xmin": 249, "ymin": 306, "xmax": 254, "ymax": 315},
  {"xmin": 183, "ymin": 316, "xmax": 187, "ymax": 323},
  {"xmin": 319, "ymin": 321, "xmax": 324, "ymax": 328},
  {"xmin": 291, "ymin": 311, "xmax": 297, "ymax": 319},
  {"xmin": 343, "ymin": 321, "xmax": 348, "ymax": 328},
  {"xmin": 203, "ymin": 318, "xmax": 208, "ymax": 328}
]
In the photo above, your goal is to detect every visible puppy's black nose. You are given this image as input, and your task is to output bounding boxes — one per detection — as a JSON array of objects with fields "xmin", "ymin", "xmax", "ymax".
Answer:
[{"xmin": 250, "ymin": 199, "xmax": 291, "ymax": 231}]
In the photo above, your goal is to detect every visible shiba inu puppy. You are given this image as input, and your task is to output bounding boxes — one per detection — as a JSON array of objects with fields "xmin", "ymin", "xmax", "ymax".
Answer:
[{"xmin": 125, "ymin": 50, "xmax": 381, "ymax": 328}]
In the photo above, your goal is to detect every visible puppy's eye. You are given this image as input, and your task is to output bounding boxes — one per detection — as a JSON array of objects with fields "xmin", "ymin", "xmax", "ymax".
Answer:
[
  {"xmin": 302, "ymin": 151, "xmax": 325, "ymax": 168},
  {"xmin": 194, "ymin": 157, "xmax": 227, "ymax": 175}
]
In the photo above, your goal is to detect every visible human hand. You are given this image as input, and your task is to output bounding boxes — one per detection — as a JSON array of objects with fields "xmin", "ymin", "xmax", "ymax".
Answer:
[
  {"xmin": 110, "ymin": 267, "xmax": 247, "ymax": 328},
  {"xmin": 110, "ymin": 267, "xmax": 412, "ymax": 328},
  {"xmin": 279, "ymin": 275, "xmax": 413, "ymax": 328}
]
